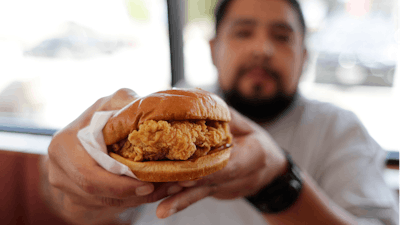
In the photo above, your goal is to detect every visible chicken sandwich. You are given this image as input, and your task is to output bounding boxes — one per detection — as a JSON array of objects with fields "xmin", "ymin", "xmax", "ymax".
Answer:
[{"xmin": 103, "ymin": 88, "xmax": 233, "ymax": 182}]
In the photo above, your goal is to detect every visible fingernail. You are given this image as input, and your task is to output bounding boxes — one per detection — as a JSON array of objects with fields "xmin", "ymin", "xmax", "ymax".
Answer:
[
  {"xmin": 179, "ymin": 180, "xmax": 197, "ymax": 187},
  {"xmin": 164, "ymin": 208, "xmax": 177, "ymax": 218},
  {"xmin": 136, "ymin": 185, "xmax": 153, "ymax": 196},
  {"xmin": 167, "ymin": 185, "xmax": 183, "ymax": 195}
]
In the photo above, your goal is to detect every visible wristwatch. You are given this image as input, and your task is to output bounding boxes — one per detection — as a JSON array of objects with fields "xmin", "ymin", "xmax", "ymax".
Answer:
[{"xmin": 245, "ymin": 152, "xmax": 303, "ymax": 213}]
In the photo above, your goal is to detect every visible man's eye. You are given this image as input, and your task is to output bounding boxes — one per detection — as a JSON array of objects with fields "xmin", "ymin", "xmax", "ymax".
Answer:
[
  {"xmin": 235, "ymin": 30, "xmax": 252, "ymax": 38},
  {"xmin": 274, "ymin": 35, "xmax": 290, "ymax": 42}
]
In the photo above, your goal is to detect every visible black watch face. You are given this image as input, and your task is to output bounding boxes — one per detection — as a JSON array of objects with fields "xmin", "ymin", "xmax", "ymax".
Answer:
[{"xmin": 247, "ymin": 162, "xmax": 303, "ymax": 213}]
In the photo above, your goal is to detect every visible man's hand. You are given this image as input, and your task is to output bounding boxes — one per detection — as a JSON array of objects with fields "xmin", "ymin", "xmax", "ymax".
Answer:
[
  {"xmin": 155, "ymin": 108, "xmax": 287, "ymax": 218},
  {"xmin": 40, "ymin": 89, "xmax": 177, "ymax": 225}
]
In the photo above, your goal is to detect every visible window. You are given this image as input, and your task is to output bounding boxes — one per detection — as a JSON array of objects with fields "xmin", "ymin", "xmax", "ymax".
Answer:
[
  {"xmin": 183, "ymin": 0, "xmax": 218, "ymax": 87},
  {"xmin": 299, "ymin": 0, "xmax": 399, "ymax": 153},
  {"xmin": 1, "ymin": 0, "xmax": 399, "ymax": 158},
  {"xmin": 0, "ymin": 0, "xmax": 171, "ymax": 130}
]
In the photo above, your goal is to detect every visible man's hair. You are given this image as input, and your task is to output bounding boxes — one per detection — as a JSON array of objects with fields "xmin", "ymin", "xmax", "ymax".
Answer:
[{"xmin": 214, "ymin": 0, "xmax": 306, "ymax": 36}]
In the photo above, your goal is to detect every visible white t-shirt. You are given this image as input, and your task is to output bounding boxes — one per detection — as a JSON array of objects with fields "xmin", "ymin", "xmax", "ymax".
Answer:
[{"xmin": 130, "ymin": 94, "xmax": 399, "ymax": 225}]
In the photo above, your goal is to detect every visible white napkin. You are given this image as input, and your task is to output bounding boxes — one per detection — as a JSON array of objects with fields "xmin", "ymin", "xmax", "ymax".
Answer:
[{"xmin": 77, "ymin": 111, "xmax": 138, "ymax": 179}]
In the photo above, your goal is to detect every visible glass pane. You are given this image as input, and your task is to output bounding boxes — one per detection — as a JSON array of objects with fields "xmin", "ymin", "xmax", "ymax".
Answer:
[
  {"xmin": 184, "ymin": 0, "xmax": 218, "ymax": 87},
  {"xmin": 184, "ymin": 0, "xmax": 399, "ymax": 152},
  {"xmin": 299, "ymin": 0, "xmax": 399, "ymax": 152},
  {"xmin": 0, "ymin": 0, "xmax": 170, "ymax": 130}
]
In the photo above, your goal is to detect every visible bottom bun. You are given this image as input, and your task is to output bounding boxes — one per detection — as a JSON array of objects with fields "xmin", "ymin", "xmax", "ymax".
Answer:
[{"xmin": 109, "ymin": 147, "xmax": 232, "ymax": 182}]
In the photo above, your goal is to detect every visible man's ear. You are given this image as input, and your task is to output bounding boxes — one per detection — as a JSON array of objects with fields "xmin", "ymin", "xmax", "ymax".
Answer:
[
  {"xmin": 302, "ymin": 48, "xmax": 308, "ymax": 65},
  {"xmin": 303, "ymin": 48, "xmax": 308, "ymax": 62},
  {"xmin": 209, "ymin": 37, "xmax": 217, "ymax": 66},
  {"xmin": 301, "ymin": 48, "xmax": 309, "ymax": 72}
]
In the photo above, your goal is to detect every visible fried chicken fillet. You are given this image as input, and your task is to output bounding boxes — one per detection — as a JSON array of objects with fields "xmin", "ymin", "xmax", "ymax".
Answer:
[{"xmin": 110, "ymin": 120, "xmax": 231, "ymax": 162}]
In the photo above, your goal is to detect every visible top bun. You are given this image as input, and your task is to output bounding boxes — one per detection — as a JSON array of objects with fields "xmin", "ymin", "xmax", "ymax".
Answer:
[{"xmin": 103, "ymin": 88, "xmax": 231, "ymax": 146}]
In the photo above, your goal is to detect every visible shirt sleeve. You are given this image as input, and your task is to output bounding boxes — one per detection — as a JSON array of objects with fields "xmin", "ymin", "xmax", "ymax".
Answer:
[{"xmin": 314, "ymin": 110, "xmax": 398, "ymax": 225}]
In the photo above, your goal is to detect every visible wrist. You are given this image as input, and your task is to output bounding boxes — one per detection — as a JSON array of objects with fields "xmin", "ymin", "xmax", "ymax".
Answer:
[
  {"xmin": 274, "ymin": 153, "xmax": 289, "ymax": 179},
  {"xmin": 246, "ymin": 151, "xmax": 303, "ymax": 214}
]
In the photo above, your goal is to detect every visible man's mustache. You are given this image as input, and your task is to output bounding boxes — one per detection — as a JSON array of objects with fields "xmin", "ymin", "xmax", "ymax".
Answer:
[{"xmin": 236, "ymin": 64, "xmax": 281, "ymax": 81}]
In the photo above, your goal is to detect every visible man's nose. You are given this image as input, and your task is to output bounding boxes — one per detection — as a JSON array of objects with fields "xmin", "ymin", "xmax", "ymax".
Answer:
[{"xmin": 252, "ymin": 34, "xmax": 274, "ymax": 58}]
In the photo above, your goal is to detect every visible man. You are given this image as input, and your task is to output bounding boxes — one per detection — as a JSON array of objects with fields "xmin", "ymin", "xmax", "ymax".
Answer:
[{"xmin": 41, "ymin": 0, "xmax": 398, "ymax": 224}]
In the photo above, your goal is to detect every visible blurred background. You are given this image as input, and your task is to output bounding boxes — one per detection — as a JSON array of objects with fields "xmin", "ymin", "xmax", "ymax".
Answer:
[
  {"xmin": 183, "ymin": 0, "xmax": 399, "ymax": 157},
  {"xmin": 0, "ymin": 0, "xmax": 398, "ymax": 161}
]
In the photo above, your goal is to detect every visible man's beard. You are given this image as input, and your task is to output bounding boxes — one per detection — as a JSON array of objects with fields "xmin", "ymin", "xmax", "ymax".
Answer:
[
  {"xmin": 221, "ymin": 65, "xmax": 296, "ymax": 123},
  {"xmin": 223, "ymin": 89, "xmax": 295, "ymax": 123}
]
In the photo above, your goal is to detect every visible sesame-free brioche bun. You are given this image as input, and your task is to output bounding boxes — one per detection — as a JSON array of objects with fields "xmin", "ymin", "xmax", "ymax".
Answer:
[
  {"xmin": 109, "ymin": 147, "xmax": 232, "ymax": 182},
  {"xmin": 103, "ymin": 88, "xmax": 232, "ymax": 182}
]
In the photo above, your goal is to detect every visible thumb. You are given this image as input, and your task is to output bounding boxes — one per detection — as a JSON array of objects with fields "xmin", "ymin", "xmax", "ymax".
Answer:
[
  {"xmin": 99, "ymin": 88, "xmax": 140, "ymax": 111},
  {"xmin": 228, "ymin": 107, "xmax": 254, "ymax": 136}
]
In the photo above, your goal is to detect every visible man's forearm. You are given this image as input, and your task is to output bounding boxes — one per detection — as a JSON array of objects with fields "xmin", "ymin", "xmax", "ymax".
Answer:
[{"xmin": 262, "ymin": 173, "xmax": 357, "ymax": 225}]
